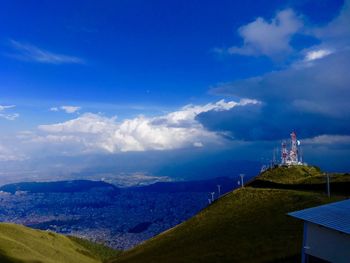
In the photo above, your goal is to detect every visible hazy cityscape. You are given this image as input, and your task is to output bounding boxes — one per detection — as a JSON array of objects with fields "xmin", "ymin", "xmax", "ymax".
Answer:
[{"xmin": 0, "ymin": 182, "xmax": 212, "ymax": 249}]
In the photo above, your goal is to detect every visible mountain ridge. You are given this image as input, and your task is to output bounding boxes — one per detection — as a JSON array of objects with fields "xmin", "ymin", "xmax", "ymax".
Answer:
[{"xmin": 0, "ymin": 180, "xmax": 119, "ymax": 194}]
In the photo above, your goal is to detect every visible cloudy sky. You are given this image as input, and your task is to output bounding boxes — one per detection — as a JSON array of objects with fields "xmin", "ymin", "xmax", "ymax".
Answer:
[{"xmin": 0, "ymin": 0, "xmax": 349, "ymax": 185}]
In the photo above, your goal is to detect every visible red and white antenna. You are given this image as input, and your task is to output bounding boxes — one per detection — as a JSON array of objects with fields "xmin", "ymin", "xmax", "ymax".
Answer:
[
  {"xmin": 279, "ymin": 131, "xmax": 303, "ymax": 166},
  {"xmin": 281, "ymin": 141, "xmax": 287, "ymax": 165},
  {"xmin": 290, "ymin": 131, "xmax": 298, "ymax": 164}
]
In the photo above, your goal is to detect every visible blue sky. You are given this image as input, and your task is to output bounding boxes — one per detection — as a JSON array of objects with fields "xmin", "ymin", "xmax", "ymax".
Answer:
[{"xmin": 0, "ymin": 0, "xmax": 349, "ymax": 185}]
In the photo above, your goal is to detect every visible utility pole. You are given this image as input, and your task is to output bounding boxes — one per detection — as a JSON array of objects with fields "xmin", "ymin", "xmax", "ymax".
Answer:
[
  {"xmin": 240, "ymin": 174, "xmax": 245, "ymax": 188},
  {"xmin": 325, "ymin": 173, "xmax": 331, "ymax": 198},
  {"xmin": 217, "ymin": 185, "xmax": 221, "ymax": 197},
  {"xmin": 210, "ymin": 192, "xmax": 215, "ymax": 202}
]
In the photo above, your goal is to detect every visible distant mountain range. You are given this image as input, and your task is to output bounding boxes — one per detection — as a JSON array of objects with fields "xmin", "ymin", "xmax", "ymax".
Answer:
[
  {"xmin": 0, "ymin": 176, "xmax": 242, "ymax": 195},
  {"xmin": 131, "ymin": 176, "xmax": 237, "ymax": 194},
  {"xmin": 0, "ymin": 180, "xmax": 118, "ymax": 194},
  {"xmin": 0, "ymin": 176, "xmax": 241, "ymax": 250}
]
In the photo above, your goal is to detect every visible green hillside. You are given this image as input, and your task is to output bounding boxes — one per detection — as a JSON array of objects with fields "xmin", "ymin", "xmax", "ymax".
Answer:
[
  {"xmin": 0, "ymin": 223, "xmax": 119, "ymax": 263},
  {"xmin": 109, "ymin": 166, "xmax": 348, "ymax": 263},
  {"xmin": 257, "ymin": 165, "xmax": 322, "ymax": 184},
  {"xmin": 255, "ymin": 165, "xmax": 350, "ymax": 185},
  {"xmin": 248, "ymin": 165, "xmax": 350, "ymax": 195}
]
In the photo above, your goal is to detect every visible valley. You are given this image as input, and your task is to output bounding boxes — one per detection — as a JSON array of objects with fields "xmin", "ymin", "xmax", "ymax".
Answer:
[{"xmin": 0, "ymin": 177, "xmax": 236, "ymax": 250}]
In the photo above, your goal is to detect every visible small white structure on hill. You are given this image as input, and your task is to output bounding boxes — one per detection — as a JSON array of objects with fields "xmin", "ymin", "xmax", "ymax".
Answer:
[{"xmin": 289, "ymin": 199, "xmax": 350, "ymax": 263}]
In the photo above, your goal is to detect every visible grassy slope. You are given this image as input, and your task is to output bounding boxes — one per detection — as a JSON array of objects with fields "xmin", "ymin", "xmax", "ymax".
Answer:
[
  {"xmin": 256, "ymin": 165, "xmax": 350, "ymax": 184},
  {"xmin": 257, "ymin": 165, "xmax": 322, "ymax": 184},
  {"xmin": 110, "ymin": 166, "xmax": 348, "ymax": 263},
  {"xmin": 0, "ymin": 223, "xmax": 118, "ymax": 263},
  {"xmin": 68, "ymin": 236, "xmax": 120, "ymax": 262}
]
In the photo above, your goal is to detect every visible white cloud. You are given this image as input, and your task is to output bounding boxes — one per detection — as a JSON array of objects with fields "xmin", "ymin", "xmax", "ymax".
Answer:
[
  {"xmin": 0, "ymin": 143, "xmax": 27, "ymax": 161},
  {"xmin": 0, "ymin": 113, "xmax": 19, "ymax": 121},
  {"xmin": 8, "ymin": 40, "xmax": 84, "ymax": 64},
  {"xmin": 291, "ymin": 48, "xmax": 334, "ymax": 69},
  {"xmin": 303, "ymin": 135, "xmax": 350, "ymax": 145},
  {"xmin": 39, "ymin": 113, "xmax": 117, "ymax": 134},
  {"xmin": 32, "ymin": 99, "xmax": 258, "ymax": 154},
  {"xmin": 313, "ymin": 0, "xmax": 350, "ymax": 47},
  {"xmin": 224, "ymin": 9, "xmax": 302, "ymax": 58},
  {"xmin": 193, "ymin": 142, "xmax": 204, "ymax": 148},
  {"xmin": 60, "ymin": 106, "xmax": 81, "ymax": 113},
  {"xmin": 0, "ymin": 105, "xmax": 15, "ymax": 111},
  {"xmin": 0, "ymin": 105, "xmax": 19, "ymax": 120},
  {"xmin": 216, "ymin": 1, "xmax": 350, "ymax": 63},
  {"xmin": 153, "ymin": 99, "xmax": 246, "ymax": 127},
  {"xmin": 297, "ymin": 0, "xmax": 350, "ymax": 67},
  {"xmin": 304, "ymin": 49, "xmax": 333, "ymax": 62},
  {"xmin": 297, "ymin": 0, "xmax": 350, "ymax": 66},
  {"xmin": 49, "ymin": 107, "xmax": 59, "ymax": 112},
  {"xmin": 208, "ymin": 1, "xmax": 350, "ymax": 142},
  {"xmin": 49, "ymin": 106, "xmax": 81, "ymax": 113}
]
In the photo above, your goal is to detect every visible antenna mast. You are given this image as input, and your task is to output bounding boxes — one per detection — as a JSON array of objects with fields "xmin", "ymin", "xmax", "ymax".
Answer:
[
  {"xmin": 272, "ymin": 148, "xmax": 276, "ymax": 166},
  {"xmin": 217, "ymin": 185, "xmax": 221, "ymax": 197},
  {"xmin": 281, "ymin": 141, "xmax": 287, "ymax": 165},
  {"xmin": 290, "ymin": 131, "xmax": 298, "ymax": 164},
  {"xmin": 210, "ymin": 192, "xmax": 215, "ymax": 202},
  {"xmin": 239, "ymin": 174, "xmax": 245, "ymax": 188}
]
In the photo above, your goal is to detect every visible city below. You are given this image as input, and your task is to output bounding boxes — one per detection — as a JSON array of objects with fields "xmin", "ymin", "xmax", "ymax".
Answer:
[{"xmin": 0, "ymin": 178, "xmax": 236, "ymax": 250}]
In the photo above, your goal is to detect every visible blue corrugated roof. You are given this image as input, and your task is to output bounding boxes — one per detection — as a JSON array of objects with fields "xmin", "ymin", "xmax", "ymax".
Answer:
[{"xmin": 288, "ymin": 199, "xmax": 350, "ymax": 234}]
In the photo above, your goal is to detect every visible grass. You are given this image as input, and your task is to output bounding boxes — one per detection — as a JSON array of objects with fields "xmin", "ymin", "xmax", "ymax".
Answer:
[
  {"xmin": 0, "ymin": 223, "xmax": 118, "ymax": 263},
  {"xmin": 109, "ymin": 187, "xmax": 344, "ymax": 263},
  {"xmin": 255, "ymin": 165, "xmax": 350, "ymax": 185},
  {"xmin": 257, "ymin": 165, "xmax": 322, "ymax": 184},
  {"xmin": 107, "ymin": 165, "xmax": 349, "ymax": 263},
  {"xmin": 68, "ymin": 236, "xmax": 120, "ymax": 262},
  {"xmin": 248, "ymin": 166, "xmax": 350, "ymax": 195}
]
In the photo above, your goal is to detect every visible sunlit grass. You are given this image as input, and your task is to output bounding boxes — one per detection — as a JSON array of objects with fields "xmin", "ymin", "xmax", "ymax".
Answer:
[
  {"xmin": 0, "ymin": 223, "xmax": 118, "ymax": 263},
  {"xmin": 110, "ymin": 187, "xmax": 343, "ymax": 263}
]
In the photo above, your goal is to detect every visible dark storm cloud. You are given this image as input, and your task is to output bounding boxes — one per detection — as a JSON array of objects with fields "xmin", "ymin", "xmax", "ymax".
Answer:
[
  {"xmin": 199, "ymin": 49, "xmax": 350, "ymax": 141},
  {"xmin": 199, "ymin": 1, "xmax": 350, "ymax": 142}
]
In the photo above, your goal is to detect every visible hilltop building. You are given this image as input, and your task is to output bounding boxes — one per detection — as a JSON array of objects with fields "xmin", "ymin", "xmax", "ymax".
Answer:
[{"xmin": 289, "ymin": 199, "xmax": 350, "ymax": 263}]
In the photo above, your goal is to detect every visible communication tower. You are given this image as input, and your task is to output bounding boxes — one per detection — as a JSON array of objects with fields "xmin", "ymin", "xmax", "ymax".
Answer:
[
  {"xmin": 289, "ymin": 131, "xmax": 299, "ymax": 164},
  {"xmin": 281, "ymin": 141, "xmax": 288, "ymax": 165},
  {"xmin": 280, "ymin": 131, "xmax": 303, "ymax": 166}
]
